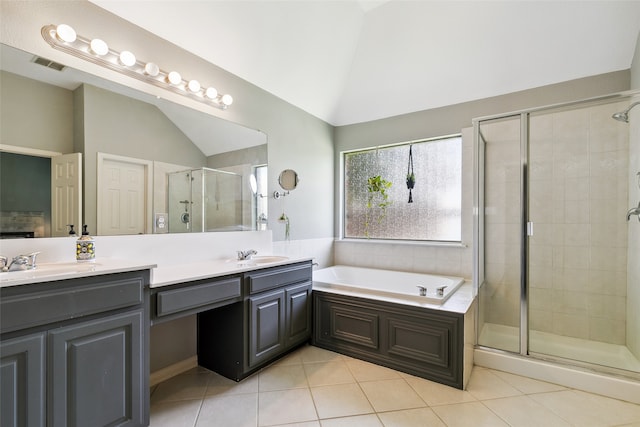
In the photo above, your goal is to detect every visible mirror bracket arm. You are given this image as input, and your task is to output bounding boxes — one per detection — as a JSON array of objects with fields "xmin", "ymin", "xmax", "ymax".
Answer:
[{"xmin": 273, "ymin": 190, "xmax": 290, "ymax": 199}]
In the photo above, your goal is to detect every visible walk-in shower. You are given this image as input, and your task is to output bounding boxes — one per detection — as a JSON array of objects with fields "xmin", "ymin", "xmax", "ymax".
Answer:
[
  {"xmin": 474, "ymin": 93, "xmax": 640, "ymax": 384},
  {"xmin": 167, "ymin": 167, "xmax": 245, "ymax": 232}
]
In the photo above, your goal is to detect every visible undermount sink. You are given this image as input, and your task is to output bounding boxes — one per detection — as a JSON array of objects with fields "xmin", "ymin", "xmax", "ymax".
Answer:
[
  {"xmin": 0, "ymin": 262, "xmax": 101, "ymax": 281},
  {"xmin": 235, "ymin": 255, "xmax": 289, "ymax": 265},
  {"xmin": 251, "ymin": 256, "xmax": 289, "ymax": 264}
]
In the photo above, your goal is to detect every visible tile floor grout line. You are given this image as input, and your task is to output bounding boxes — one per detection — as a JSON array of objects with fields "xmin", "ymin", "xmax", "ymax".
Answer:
[{"xmin": 190, "ymin": 395, "xmax": 207, "ymax": 427}]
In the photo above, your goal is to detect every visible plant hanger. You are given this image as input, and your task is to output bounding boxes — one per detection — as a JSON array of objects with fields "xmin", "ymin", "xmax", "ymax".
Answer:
[{"xmin": 406, "ymin": 145, "xmax": 415, "ymax": 203}]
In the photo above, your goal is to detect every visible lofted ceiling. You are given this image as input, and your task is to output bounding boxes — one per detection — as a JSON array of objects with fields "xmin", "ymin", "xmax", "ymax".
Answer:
[{"xmin": 90, "ymin": 0, "xmax": 640, "ymax": 126}]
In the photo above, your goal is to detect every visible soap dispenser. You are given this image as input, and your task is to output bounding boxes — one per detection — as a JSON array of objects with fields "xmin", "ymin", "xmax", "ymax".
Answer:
[{"xmin": 76, "ymin": 225, "xmax": 95, "ymax": 263}]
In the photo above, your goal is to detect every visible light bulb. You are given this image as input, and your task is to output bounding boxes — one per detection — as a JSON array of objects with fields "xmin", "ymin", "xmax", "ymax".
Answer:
[
  {"xmin": 90, "ymin": 39, "xmax": 109, "ymax": 56},
  {"xmin": 119, "ymin": 51, "xmax": 136, "ymax": 67},
  {"xmin": 167, "ymin": 71, "xmax": 182, "ymax": 86},
  {"xmin": 144, "ymin": 62, "xmax": 160, "ymax": 77},
  {"xmin": 221, "ymin": 94, "xmax": 233, "ymax": 106},
  {"xmin": 205, "ymin": 87, "xmax": 218, "ymax": 100},
  {"xmin": 55, "ymin": 24, "xmax": 77, "ymax": 43},
  {"xmin": 187, "ymin": 80, "xmax": 201, "ymax": 93}
]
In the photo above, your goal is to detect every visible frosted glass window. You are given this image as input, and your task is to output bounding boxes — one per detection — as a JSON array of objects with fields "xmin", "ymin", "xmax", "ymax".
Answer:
[{"xmin": 344, "ymin": 136, "xmax": 461, "ymax": 241}]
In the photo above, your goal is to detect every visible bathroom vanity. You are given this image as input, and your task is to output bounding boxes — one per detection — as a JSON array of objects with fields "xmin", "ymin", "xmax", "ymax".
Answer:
[
  {"xmin": 196, "ymin": 261, "xmax": 313, "ymax": 380},
  {"xmin": 0, "ymin": 265, "xmax": 153, "ymax": 427},
  {"xmin": 0, "ymin": 255, "xmax": 313, "ymax": 427}
]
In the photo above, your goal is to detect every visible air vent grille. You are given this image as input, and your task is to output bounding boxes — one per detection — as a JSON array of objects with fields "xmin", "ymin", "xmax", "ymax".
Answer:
[{"xmin": 32, "ymin": 56, "xmax": 66, "ymax": 71}]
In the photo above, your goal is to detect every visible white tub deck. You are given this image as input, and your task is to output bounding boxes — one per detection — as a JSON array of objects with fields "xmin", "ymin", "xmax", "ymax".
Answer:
[{"xmin": 313, "ymin": 265, "xmax": 472, "ymax": 311}]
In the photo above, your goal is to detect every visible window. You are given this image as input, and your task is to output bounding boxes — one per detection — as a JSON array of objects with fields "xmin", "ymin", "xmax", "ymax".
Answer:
[{"xmin": 343, "ymin": 135, "xmax": 461, "ymax": 241}]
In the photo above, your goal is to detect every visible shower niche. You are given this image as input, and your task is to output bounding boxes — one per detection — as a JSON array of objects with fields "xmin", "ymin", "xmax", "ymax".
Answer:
[{"xmin": 167, "ymin": 167, "xmax": 247, "ymax": 233}]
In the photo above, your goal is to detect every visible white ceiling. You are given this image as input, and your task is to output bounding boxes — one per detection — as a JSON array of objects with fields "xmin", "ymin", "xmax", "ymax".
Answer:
[{"xmin": 91, "ymin": 1, "xmax": 640, "ymax": 126}]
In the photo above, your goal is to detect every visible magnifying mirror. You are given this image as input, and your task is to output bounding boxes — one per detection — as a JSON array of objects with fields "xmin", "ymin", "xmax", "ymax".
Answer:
[{"xmin": 278, "ymin": 169, "xmax": 299, "ymax": 191}]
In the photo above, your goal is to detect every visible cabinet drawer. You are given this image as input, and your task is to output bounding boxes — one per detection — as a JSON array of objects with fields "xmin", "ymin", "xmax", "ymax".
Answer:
[
  {"xmin": 156, "ymin": 277, "xmax": 241, "ymax": 317},
  {"xmin": 1, "ymin": 274, "xmax": 144, "ymax": 334},
  {"xmin": 246, "ymin": 263, "xmax": 312, "ymax": 294}
]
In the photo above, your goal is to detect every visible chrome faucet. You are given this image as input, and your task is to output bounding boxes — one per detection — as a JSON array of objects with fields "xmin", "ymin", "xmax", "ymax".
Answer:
[
  {"xmin": 2, "ymin": 252, "xmax": 40, "ymax": 272},
  {"xmin": 237, "ymin": 249, "xmax": 257, "ymax": 261},
  {"xmin": 627, "ymin": 201, "xmax": 640, "ymax": 222}
]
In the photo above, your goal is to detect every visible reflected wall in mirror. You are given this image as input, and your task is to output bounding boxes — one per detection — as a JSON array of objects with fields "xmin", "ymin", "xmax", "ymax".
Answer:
[{"xmin": 0, "ymin": 43, "xmax": 268, "ymax": 237}]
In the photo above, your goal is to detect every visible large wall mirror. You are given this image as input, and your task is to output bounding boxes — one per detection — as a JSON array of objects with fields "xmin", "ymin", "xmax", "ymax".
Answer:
[{"xmin": 0, "ymin": 43, "xmax": 268, "ymax": 238}]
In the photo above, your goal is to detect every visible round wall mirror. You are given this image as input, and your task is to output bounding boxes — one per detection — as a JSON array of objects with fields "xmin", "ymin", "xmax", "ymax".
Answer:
[{"xmin": 278, "ymin": 169, "xmax": 299, "ymax": 191}]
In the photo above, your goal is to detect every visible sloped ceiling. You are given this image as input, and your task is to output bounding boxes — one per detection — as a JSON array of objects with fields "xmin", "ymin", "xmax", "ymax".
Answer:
[{"xmin": 91, "ymin": 0, "xmax": 640, "ymax": 126}]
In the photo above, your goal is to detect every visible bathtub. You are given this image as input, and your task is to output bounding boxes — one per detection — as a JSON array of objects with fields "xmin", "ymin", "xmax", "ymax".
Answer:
[
  {"xmin": 312, "ymin": 265, "xmax": 474, "ymax": 389},
  {"xmin": 312, "ymin": 265, "xmax": 464, "ymax": 305}
]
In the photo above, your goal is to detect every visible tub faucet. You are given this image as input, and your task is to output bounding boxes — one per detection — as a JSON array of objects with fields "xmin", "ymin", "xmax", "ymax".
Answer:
[
  {"xmin": 237, "ymin": 249, "xmax": 257, "ymax": 261},
  {"xmin": 627, "ymin": 201, "xmax": 640, "ymax": 222},
  {"xmin": 2, "ymin": 252, "xmax": 40, "ymax": 272}
]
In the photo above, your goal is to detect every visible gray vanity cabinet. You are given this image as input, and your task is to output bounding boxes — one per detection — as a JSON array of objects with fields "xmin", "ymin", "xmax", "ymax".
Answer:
[
  {"xmin": 49, "ymin": 310, "xmax": 145, "ymax": 427},
  {"xmin": 248, "ymin": 281, "xmax": 312, "ymax": 367},
  {"xmin": 0, "ymin": 270, "xmax": 150, "ymax": 427},
  {"xmin": 198, "ymin": 261, "xmax": 312, "ymax": 381},
  {"xmin": 0, "ymin": 332, "xmax": 46, "ymax": 427},
  {"xmin": 249, "ymin": 288, "xmax": 286, "ymax": 367}
]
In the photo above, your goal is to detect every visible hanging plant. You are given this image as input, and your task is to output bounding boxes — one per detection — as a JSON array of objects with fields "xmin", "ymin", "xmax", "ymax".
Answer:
[
  {"xmin": 406, "ymin": 145, "xmax": 415, "ymax": 203},
  {"xmin": 364, "ymin": 175, "xmax": 392, "ymax": 237}
]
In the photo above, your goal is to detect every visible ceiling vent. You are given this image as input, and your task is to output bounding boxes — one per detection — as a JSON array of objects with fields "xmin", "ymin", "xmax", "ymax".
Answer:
[{"xmin": 31, "ymin": 56, "xmax": 66, "ymax": 71}]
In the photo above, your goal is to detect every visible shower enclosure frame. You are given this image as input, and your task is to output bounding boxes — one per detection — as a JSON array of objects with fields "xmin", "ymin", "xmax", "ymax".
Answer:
[{"xmin": 473, "ymin": 89, "xmax": 640, "ymax": 378}]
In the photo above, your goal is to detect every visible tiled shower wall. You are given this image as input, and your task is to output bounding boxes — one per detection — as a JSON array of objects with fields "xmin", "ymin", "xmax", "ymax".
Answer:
[
  {"xmin": 528, "ymin": 101, "xmax": 629, "ymax": 345},
  {"xmin": 482, "ymin": 101, "xmax": 631, "ymax": 346}
]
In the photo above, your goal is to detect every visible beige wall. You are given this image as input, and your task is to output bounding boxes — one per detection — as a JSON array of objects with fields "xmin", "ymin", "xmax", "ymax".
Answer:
[
  {"xmin": 81, "ymin": 84, "xmax": 208, "ymax": 229},
  {"xmin": 631, "ymin": 31, "xmax": 640, "ymax": 90},
  {"xmin": 0, "ymin": 70, "xmax": 74, "ymax": 153}
]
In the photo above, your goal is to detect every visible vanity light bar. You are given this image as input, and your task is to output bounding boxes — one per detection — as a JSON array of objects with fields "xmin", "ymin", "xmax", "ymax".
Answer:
[{"xmin": 41, "ymin": 24, "xmax": 233, "ymax": 110}]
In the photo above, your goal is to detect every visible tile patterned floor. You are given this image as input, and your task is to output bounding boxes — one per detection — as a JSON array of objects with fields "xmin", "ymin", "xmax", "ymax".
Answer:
[{"xmin": 150, "ymin": 345, "xmax": 640, "ymax": 427}]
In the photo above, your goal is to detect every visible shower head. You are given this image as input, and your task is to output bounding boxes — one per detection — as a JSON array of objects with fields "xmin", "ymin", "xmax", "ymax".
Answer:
[
  {"xmin": 612, "ymin": 111, "xmax": 629, "ymax": 122},
  {"xmin": 612, "ymin": 101, "xmax": 640, "ymax": 123}
]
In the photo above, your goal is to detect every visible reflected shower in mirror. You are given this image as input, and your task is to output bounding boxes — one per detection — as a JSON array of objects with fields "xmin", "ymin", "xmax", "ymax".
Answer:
[{"xmin": 0, "ymin": 43, "xmax": 268, "ymax": 237}]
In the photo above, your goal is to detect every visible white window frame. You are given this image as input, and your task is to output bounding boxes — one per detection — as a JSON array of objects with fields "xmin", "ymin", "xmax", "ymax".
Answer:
[{"xmin": 340, "ymin": 134, "xmax": 463, "ymax": 245}]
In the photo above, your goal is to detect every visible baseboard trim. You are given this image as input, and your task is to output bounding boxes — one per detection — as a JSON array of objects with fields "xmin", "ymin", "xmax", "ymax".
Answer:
[{"xmin": 150, "ymin": 356, "xmax": 198, "ymax": 387}]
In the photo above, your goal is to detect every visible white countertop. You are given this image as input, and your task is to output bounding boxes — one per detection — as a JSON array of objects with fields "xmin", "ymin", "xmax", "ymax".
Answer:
[
  {"xmin": 0, "ymin": 256, "xmax": 313, "ymax": 289},
  {"xmin": 0, "ymin": 259, "xmax": 157, "ymax": 288},
  {"xmin": 150, "ymin": 256, "xmax": 313, "ymax": 288}
]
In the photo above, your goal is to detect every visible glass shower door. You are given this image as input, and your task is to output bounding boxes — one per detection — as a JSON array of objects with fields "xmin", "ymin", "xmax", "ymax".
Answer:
[
  {"xmin": 528, "ymin": 100, "xmax": 640, "ymax": 373},
  {"xmin": 477, "ymin": 115, "xmax": 523, "ymax": 353}
]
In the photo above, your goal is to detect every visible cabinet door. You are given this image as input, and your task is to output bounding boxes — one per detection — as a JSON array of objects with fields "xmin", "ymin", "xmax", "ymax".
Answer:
[
  {"xmin": 285, "ymin": 282, "xmax": 312, "ymax": 346},
  {"xmin": 249, "ymin": 289, "xmax": 285, "ymax": 367},
  {"xmin": 49, "ymin": 310, "xmax": 145, "ymax": 427},
  {"xmin": 0, "ymin": 333, "xmax": 46, "ymax": 427}
]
